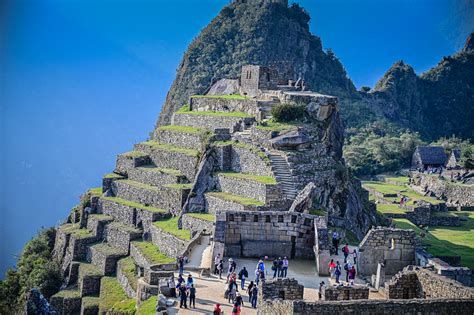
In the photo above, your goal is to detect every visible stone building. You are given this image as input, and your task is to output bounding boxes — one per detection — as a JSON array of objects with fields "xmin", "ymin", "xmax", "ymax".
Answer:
[
  {"xmin": 411, "ymin": 146, "xmax": 447, "ymax": 170},
  {"xmin": 446, "ymin": 148, "xmax": 462, "ymax": 169},
  {"xmin": 240, "ymin": 65, "xmax": 279, "ymax": 97}
]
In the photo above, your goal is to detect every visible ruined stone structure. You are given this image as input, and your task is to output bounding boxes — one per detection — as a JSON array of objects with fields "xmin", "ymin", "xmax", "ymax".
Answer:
[{"xmin": 411, "ymin": 146, "xmax": 447, "ymax": 170}]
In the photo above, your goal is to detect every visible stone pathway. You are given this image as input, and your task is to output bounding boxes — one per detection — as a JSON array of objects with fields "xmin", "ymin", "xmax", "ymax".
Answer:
[{"xmin": 186, "ymin": 235, "xmax": 212, "ymax": 269}]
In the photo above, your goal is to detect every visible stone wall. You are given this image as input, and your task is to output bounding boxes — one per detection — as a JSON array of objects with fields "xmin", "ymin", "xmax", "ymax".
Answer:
[
  {"xmin": 149, "ymin": 225, "xmax": 189, "ymax": 258},
  {"xmin": 49, "ymin": 293, "xmax": 82, "ymax": 315},
  {"xmin": 386, "ymin": 270, "xmax": 422, "ymax": 299},
  {"xmin": 205, "ymin": 193, "xmax": 257, "ymax": 214},
  {"xmin": 229, "ymin": 146, "xmax": 274, "ymax": 177},
  {"xmin": 259, "ymin": 278, "xmax": 304, "ymax": 301},
  {"xmin": 114, "ymin": 153, "xmax": 150, "ymax": 176},
  {"xmin": 358, "ymin": 227, "xmax": 416, "ymax": 276},
  {"xmin": 313, "ymin": 217, "xmax": 330, "ymax": 276},
  {"xmin": 105, "ymin": 223, "xmax": 142, "ymax": 253},
  {"xmin": 153, "ymin": 128, "xmax": 204, "ymax": 151},
  {"xmin": 216, "ymin": 173, "xmax": 280, "ymax": 204},
  {"xmin": 172, "ymin": 112, "xmax": 255, "ymax": 133},
  {"xmin": 117, "ymin": 259, "xmax": 137, "ymax": 299},
  {"xmin": 323, "ymin": 285, "xmax": 369, "ymax": 301},
  {"xmin": 128, "ymin": 166, "xmax": 188, "ymax": 187},
  {"xmin": 414, "ymin": 267, "xmax": 474, "ymax": 299},
  {"xmin": 182, "ymin": 214, "xmax": 214, "ymax": 236},
  {"xmin": 98, "ymin": 198, "xmax": 137, "ymax": 227},
  {"xmin": 190, "ymin": 96, "xmax": 261, "ymax": 118},
  {"xmin": 215, "ymin": 210, "xmax": 316, "ymax": 259}
]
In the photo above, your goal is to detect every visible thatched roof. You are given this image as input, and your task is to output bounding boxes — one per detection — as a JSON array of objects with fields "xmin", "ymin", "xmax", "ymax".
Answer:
[
  {"xmin": 451, "ymin": 149, "xmax": 461, "ymax": 161},
  {"xmin": 415, "ymin": 146, "xmax": 447, "ymax": 165}
]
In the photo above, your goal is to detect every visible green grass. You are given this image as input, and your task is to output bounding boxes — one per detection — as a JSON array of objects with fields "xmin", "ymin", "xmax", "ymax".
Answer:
[
  {"xmin": 213, "ymin": 140, "xmax": 270, "ymax": 163},
  {"xmin": 131, "ymin": 241, "xmax": 175, "ymax": 265},
  {"xmin": 81, "ymin": 296, "xmax": 99, "ymax": 309},
  {"xmin": 99, "ymin": 277, "xmax": 136, "ymax": 314},
  {"xmin": 52, "ymin": 289, "xmax": 81, "ymax": 298},
  {"xmin": 393, "ymin": 211, "xmax": 474, "ymax": 269},
  {"xmin": 88, "ymin": 187, "xmax": 103, "ymax": 196},
  {"xmin": 79, "ymin": 263, "xmax": 102, "ymax": 279},
  {"xmin": 108, "ymin": 221, "xmax": 141, "ymax": 234},
  {"xmin": 255, "ymin": 120, "xmax": 298, "ymax": 132},
  {"xmin": 90, "ymin": 243, "xmax": 127, "ymax": 256},
  {"xmin": 363, "ymin": 181, "xmax": 443, "ymax": 205},
  {"xmin": 122, "ymin": 150, "xmax": 148, "ymax": 158},
  {"xmin": 58, "ymin": 224, "xmax": 95, "ymax": 239},
  {"xmin": 191, "ymin": 94, "xmax": 249, "ymax": 100},
  {"xmin": 218, "ymin": 172, "xmax": 276, "ymax": 185},
  {"xmin": 103, "ymin": 196, "xmax": 167, "ymax": 214},
  {"xmin": 376, "ymin": 203, "xmax": 407, "ymax": 215},
  {"xmin": 384, "ymin": 176, "xmax": 410, "ymax": 184},
  {"xmin": 136, "ymin": 296, "xmax": 157, "ymax": 315},
  {"xmin": 362, "ymin": 182, "xmax": 402, "ymax": 195},
  {"xmin": 157, "ymin": 125, "xmax": 202, "ymax": 134},
  {"xmin": 309, "ymin": 209, "xmax": 326, "ymax": 216},
  {"xmin": 103, "ymin": 172, "xmax": 123, "ymax": 179},
  {"xmin": 163, "ymin": 183, "xmax": 193, "ymax": 190},
  {"xmin": 88, "ymin": 214, "xmax": 114, "ymax": 221},
  {"xmin": 186, "ymin": 213, "xmax": 215, "ymax": 222},
  {"xmin": 206, "ymin": 191, "xmax": 264, "ymax": 206},
  {"xmin": 153, "ymin": 217, "xmax": 191, "ymax": 240},
  {"xmin": 118, "ymin": 257, "xmax": 138, "ymax": 290},
  {"xmin": 175, "ymin": 103, "xmax": 253, "ymax": 118},
  {"xmin": 139, "ymin": 140, "xmax": 200, "ymax": 157},
  {"xmin": 136, "ymin": 166, "xmax": 183, "ymax": 176}
]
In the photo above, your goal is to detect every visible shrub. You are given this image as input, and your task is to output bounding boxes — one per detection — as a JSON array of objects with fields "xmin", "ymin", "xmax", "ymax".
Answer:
[{"xmin": 271, "ymin": 103, "xmax": 305, "ymax": 122}]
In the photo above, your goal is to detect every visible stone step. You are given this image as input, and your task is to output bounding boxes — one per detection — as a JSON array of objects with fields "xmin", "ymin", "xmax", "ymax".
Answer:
[
  {"xmin": 216, "ymin": 172, "xmax": 279, "ymax": 204},
  {"xmin": 86, "ymin": 214, "xmax": 114, "ymax": 240},
  {"xmin": 128, "ymin": 166, "xmax": 188, "ymax": 187},
  {"xmin": 98, "ymin": 196, "xmax": 170, "ymax": 229},
  {"xmin": 205, "ymin": 191, "xmax": 263, "ymax": 214},
  {"xmin": 171, "ymin": 111, "xmax": 256, "ymax": 133},
  {"xmin": 153, "ymin": 125, "xmax": 204, "ymax": 151},
  {"xmin": 87, "ymin": 243, "xmax": 127, "ymax": 276},
  {"xmin": 114, "ymin": 151, "xmax": 151, "ymax": 176},
  {"xmin": 77, "ymin": 262, "xmax": 103, "ymax": 297},
  {"xmin": 81, "ymin": 297, "xmax": 99, "ymax": 315},
  {"xmin": 112, "ymin": 179, "xmax": 191, "ymax": 216},
  {"xmin": 105, "ymin": 221, "xmax": 143, "ymax": 253},
  {"xmin": 50, "ymin": 289, "xmax": 82, "ymax": 315},
  {"xmin": 134, "ymin": 141, "xmax": 200, "ymax": 181}
]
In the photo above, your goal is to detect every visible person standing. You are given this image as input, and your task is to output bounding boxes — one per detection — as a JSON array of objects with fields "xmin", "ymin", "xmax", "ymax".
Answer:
[
  {"xmin": 214, "ymin": 253, "xmax": 221, "ymax": 275},
  {"xmin": 271, "ymin": 259, "xmax": 278, "ymax": 278},
  {"xmin": 178, "ymin": 256, "xmax": 184, "ymax": 275},
  {"xmin": 179, "ymin": 284, "xmax": 188, "ymax": 309},
  {"xmin": 277, "ymin": 257, "xmax": 283, "ymax": 277},
  {"xmin": 332, "ymin": 231, "xmax": 340, "ymax": 255},
  {"xmin": 251, "ymin": 285, "xmax": 258, "ymax": 308},
  {"xmin": 318, "ymin": 281, "xmax": 326, "ymax": 300},
  {"xmin": 254, "ymin": 268, "xmax": 260, "ymax": 285},
  {"xmin": 168, "ymin": 276, "xmax": 176, "ymax": 298},
  {"xmin": 349, "ymin": 266, "xmax": 357, "ymax": 285},
  {"xmin": 186, "ymin": 274, "xmax": 194, "ymax": 287},
  {"xmin": 328, "ymin": 259, "xmax": 336, "ymax": 278},
  {"xmin": 282, "ymin": 257, "xmax": 289, "ymax": 277},
  {"xmin": 344, "ymin": 261, "xmax": 352, "ymax": 283},
  {"xmin": 235, "ymin": 292, "xmax": 244, "ymax": 307},
  {"xmin": 227, "ymin": 258, "xmax": 236, "ymax": 283},
  {"xmin": 238, "ymin": 267, "xmax": 248, "ymax": 290},
  {"xmin": 188, "ymin": 284, "xmax": 196, "ymax": 308},
  {"xmin": 217, "ymin": 260, "xmax": 224, "ymax": 279},
  {"xmin": 231, "ymin": 302, "xmax": 241, "ymax": 315},
  {"xmin": 247, "ymin": 281, "xmax": 255, "ymax": 302},
  {"xmin": 353, "ymin": 249, "xmax": 358, "ymax": 265},
  {"xmin": 342, "ymin": 243, "xmax": 349, "ymax": 263},
  {"xmin": 228, "ymin": 278, "xmax": 238, "ymax": 303},
  {"xmin": 335, "ymin": 261, "xmax": 342, "ymax": 284}
]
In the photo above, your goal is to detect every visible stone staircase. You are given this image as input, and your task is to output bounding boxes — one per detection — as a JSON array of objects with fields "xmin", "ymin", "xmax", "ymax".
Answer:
[{"xmin": 268, "ymin": 152, "xmax": 298, "ymax": 200}]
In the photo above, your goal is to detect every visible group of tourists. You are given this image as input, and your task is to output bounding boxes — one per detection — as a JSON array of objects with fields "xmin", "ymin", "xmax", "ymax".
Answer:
[
  {"xmin": 328, "ymin": 238, "xmax": 358, "ymax": 286},
  {"xmin": 271, "ymin": 256, "xmax": 289, "ymax": 278},
  {"xmin": 168, "ymin": 273, "xmax": 197, "ymax": 309}
]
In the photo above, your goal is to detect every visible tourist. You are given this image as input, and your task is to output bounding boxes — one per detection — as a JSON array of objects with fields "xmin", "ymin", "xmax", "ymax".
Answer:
[
  {"xmin": 238, "ymin": 266, "xmax": 248, "ymax": 290},
  {"xmin": 271, "ymin": 259, "xmax": 278, "ymax": 278},
  {"xmin": 318, "ymin": 281, "xmax": 326, "ymax": 300},
  {"xmin": 328, "ymin": 259, "xmax": 336, "ymax": 278},
  {"xmin": 251, "ymin": 285, "xmax": 258, "ymax": 308},
  {"xmin": 277, "ymin": 257, "xmax": 283, "ymax": 277},
  {"xmin": 217, "ymin": 259, "xmax": 224, "ymax": 279},
  {"xmin": 227, "ymin": 258, "xmax": 236, "ymax": 283},
  {"xmin": 228, "ymin": 278, "xmax": 238, "ymax": 303},
  {"xmin": 255, "ymin": 268, "xmax": 260, "ymax": 285},
  {"xmin": 214, "ymin": 253, "xmax": 221, "ymax": 275},
  {"xmin": 353, "ymin": 249, "xmax": 358, "ymax": 265},
  {"xmin": 344, "ymin": 261, "xmax": 352, "ymax": 283},
  {"xmin": 186, "ymin": 274, "xmax": 194, "ymax": 287},
  {"xmin": 178, "ymin": 284, "xmax": 188, "ymax": 309},
  {"xmin": 232, "ymin": 302, "xmax": 241, "ymax": 315},
  {"xmin": 247, "ymin": 281, "xmax": 255, "ymax": 302},
  {"xmin": 235, "ymin": 292, "xmax": 244, "ymax": 307},
  {"xmin": 259, "ymin": 269, "xmax": 265, "ymax": 282},
  {"xmin": 177, "ymin": 274, "xmax": 185, "ymax": 287},
  {"xmin": 332, "ymin": 231, "xmax": 340, "ymax": 255},
  {"xmin": 178, "ymin": 256, "xmax": 185, "ymax": 275},
  {"xmin": 168, "ymin": 276, "xmax": 176, "ymax": 298},
  {"xmin": 189, "ymin": 284, "xmax": 196, "ymax": 308},
  {"xmin": 342, "ymin": 243, "xmax": 350, "ymax": 263},
  {"xmin": 258, "ymin": 259, "xmax": 265, "ymax": 273},
  {"xmin": 335, "ymin": 261, "xmax": 342, "ymax": 283},
  {"xmin": 282, "ymin": 257, "xmax": 289, "ymax": 277},
  {"xmin": 349, "ymin": 265, "xmax": 357, "ymax": 285},
  {"xmin": 213, "ymin": 303, "xmax": 222, "ymax": 315}
]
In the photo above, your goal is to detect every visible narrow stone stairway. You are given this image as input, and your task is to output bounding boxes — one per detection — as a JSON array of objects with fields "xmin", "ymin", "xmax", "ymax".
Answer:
[{"xmin": 268, "ymin": 152, "xmax": 298, "ymax": 200}]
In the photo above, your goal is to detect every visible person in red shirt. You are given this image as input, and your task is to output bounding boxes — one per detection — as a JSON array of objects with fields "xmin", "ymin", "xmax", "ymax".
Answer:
[{"xmin": 213, "ymin": 303, "xmax": 222, "ymax": 315}]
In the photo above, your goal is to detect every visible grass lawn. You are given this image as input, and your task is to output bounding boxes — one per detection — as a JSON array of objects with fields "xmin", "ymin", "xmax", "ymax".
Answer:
[
  {"xmin": 103, "ymin": 172, "xmax": 123, "ymax": 179},
  {"xmin": 191, "ymin": 94, "xmax": 249, "ymax": 100},
  {"xmin": 118, "ymin": 257, "xmax": 138, "ymax": 290},
  {"xmin": 393, "ymin": 211, "xmax": 474, "ymax": 269},
  {"xmin": 218, "ymin": 172, "xmax": 276, "ymax": 185},
  {"xmin": 362, "ymin": 182, "xmax": 402, "ymax": 195},
  {"xmin": 384, "ymin": 176, "xmax": 410, "ymax": 184},
  {"xmin": 186, "ymin": 213, "xmax": 215, "ymax": 222},
  {"xmin": 137, "ymin": 296, "xmax": 157, "ymax": 315},
  {"xmin": 99, "ymin": 277, "xmax": 136, "ymax": 314},
  {"xmin": 90, "ymin": 243, "xmax": 127, "ymax": 256},
  {"xmin": 58, "ymin": 223, "xmax": 95, "ymax": 239},
  {"xmin": 153, "ymin": 217, "xmax": 191, "ymax": 240},
  {"xmin": 157, "ymin": 125, "xmax": 202, "ymax": 134},
  {"xmin": 88, "ymin": 187, "xmax": 103, "ymax": 196},
  {"xmin": 376, "ymin": 203, "xmax": 407, "ymax": 215},
  {"xmin": 79, "ymin": 263, "xmax": 102, "ymax": 279},
  {"xmin": 206, "ymin": 191, "xmax": 265, "ymax": 207},
  {"xmin": 309, "ymin": 209, "xmax": 326, "ymax": 216},
  {"xmin": 131, "ymin": 241, "xmax": 175, "ymax": 265},
  {"xmin": 121, "ymin": 151, "xmax": 148, "ymax": 158},
  {"xmin": 139, "ymin": 140, "xmax": 200, "ymax": 157},
  {"xmin": 363, "ymin": 181, "xmax": 443, "ymax": 205},
  {"xmin": 103, "ymin": 196, "xmax": 167, "ymax": 214}
]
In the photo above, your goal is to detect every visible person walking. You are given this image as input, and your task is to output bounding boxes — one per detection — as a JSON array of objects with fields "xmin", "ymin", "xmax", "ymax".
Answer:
[
  {"xmin": 188, "ymin": 284, "xmax": 196, "ymax": 308},
  {"xmin": 344, "ymin": 261, "xmax": 352, "ymax": 283},
  {"xmin": 318, "ymin": 281, "xmax": 326, "ymax": 300},
  {"xmin": 238, "ymin": 267, "xmax": 248, "ymax": 290},
  {"xmin": 217, "ymin": 260, "xmax": 224, "ymax": 279},
  {"xmin": 258, "ymin": 259, "xmax": 265, "ymax": 274},
  {"xmin": 271, "ymin": 259, "xmax": 278, "ymax": 278},
  {"xmin": 178, "ymin": 256, "xmax": 185, "ymax": 275},
  {"xmin": 277, "ymin": 257, "xmax": 283, "ymax": 277},
  {"xmin": 214, "ymin": 253, "xmax": 221, "ymax": 275},
  {"xmin": 178, "ymin": 284, "xmax": 188, "ymax": 309},
  {"xmin": 349, "ymin": 265, "xmax": 357, "ymax": 285},
  {"xmin": 227, "ymin": 258, "xmax": 236, "ymax": 283},
  {"xmin": 254, "ymin": 268, "xmax": 260, "ymax": 285},
  {"xmin": 235, "ymin": 292, "xmax": 244, "ymax": 307},
  {"xmin": 231, "ymin": 302, "xmax": 241, "ymax": 315},
  {"xmin": 213, "ymin": 303, "xmax": 222, "ymax": 315},
  {"xmin": 282, "ymin": 257, "xmax": 289, "ymax": 277},
  {"xmin": 332, "ymin": 231, "xmax": 340, "ymax": 255},
  {"xmin": 228, "ymin": 279, "xmax": 238, "ymax": 303},
  {"xmin": 335, "ymin": 261, "xmax": 342, "ymax": 284},
  {"xmin": 353, "ymin": 249, "xmax": 358, "ymax": 265},
  {"xmin": 251, "ymin": 285, "xmax": 258, "ymax": 308},
  {"xmin": 342, "ymin": 243, "xmax": 350, "ymax": 263},
  {"xmin": 328, "ymin": 259, "xmax": 336, "ymax": 278},
  {"xmin": 247, "ymin": 281, "xmax": 255, "ymax": 302}
]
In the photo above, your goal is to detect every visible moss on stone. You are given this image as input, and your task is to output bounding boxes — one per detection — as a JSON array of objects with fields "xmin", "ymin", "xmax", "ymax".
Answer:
[
  {"xmin": 175, "ymin": 108, "xmax": 252, "ymax": 118},
  {"xmin": 81, "ymin": 296, "xmax": 99, "ymax": 309},
  {"xmin": 87, "ymin": 214, "xmax": 114, "ymax": 221},
  {"xmin": 157, "ymin": 125, "xmax": 202, "ymax": 134},
  {"xmin": 136, "ymin": 296, "xmax": 157, "ymax": 315},
  {"xmin": 79, "ymin": 263, "xmax": 102, "ymax": 279},
  {"xmin": 103, "ymin": 172, "xmax": 123, "ymax": 179},
  {"xmin": 218, "ymin": 172, "xmax": 276, "ymax": 185},
  {"xmin": 255, "ymin": 120, "xmax": 298, "ymax": 132},
  {"xmin": 108, "ymin": 221, "xmax": 141, "ymax": 234},
  {"xmin": 213, "ymin": 140, "xmax": 270, "ymax": 163},
  {"xmin": 99, "ymin": 277, "xmax": 136, "ymax": 314},
  {"xmin": 153, "ymin": 217, "xmax": 191, "ymax": 240},
  {"xmin": 52, "ymin": 288, "xmax": 81, "ymax": 298},
  {"xmin": 90, "ymin": 243, "xmax": 127, "ymax": 257},
  {"xmin": 88, "ymin": 187, "xmax": 103, "ymax": 196},
  {"xmin": 309, "ymin": 209, "xmax": 326, "ymax": 216},
  {"xmin": 186, "ymin": 213, "xmax": 215, "ymax": 222},
  {"xmin": 122, "ymin": 151, "xmax": 148, "ymax": 158},
  {"xmin": 131, "ymin": 241, "xmax": 175, "ymax": 265},
  {"xmin": 58, "ymin": 224, "xmax": 95, "ymax": 239},
  {"xmin": 139, "ymin": 140, "xmax": 200, "ymax": 157},
  {"xmin": 103, "ymin": 196, "xmax": 167, "ymax": 214},
  {"xmin": 118, "ymin": 257, "xmax": 138, "ymax": 291},
  {"xmin": 206, "ymin": 191, "xmax": 264, "ymax": 206}
]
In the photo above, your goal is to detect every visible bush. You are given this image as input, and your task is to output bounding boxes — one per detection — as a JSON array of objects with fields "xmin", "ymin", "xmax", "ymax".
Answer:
[{"xmin": 271, "ymin": 103, "xmax": 305, "ymax": 122}]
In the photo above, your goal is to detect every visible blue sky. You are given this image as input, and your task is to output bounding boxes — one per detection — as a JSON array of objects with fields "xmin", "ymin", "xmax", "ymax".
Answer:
[{"xmin": 1, "ymin": 0, "xmax": 472, "ymax": 276}]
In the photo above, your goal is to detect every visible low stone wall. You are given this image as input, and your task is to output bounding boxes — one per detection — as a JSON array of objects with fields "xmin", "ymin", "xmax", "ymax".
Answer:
[
  {"xmin": 98, "ymin": 198, "xmax": 136, "ymax": 227},
  {"xmin": 386, "ymin": 270, "xmax": 422, "ymax": 299},
  {"xmin": 205, "ymin": 194, "xmax": 256, "ymax": 214},
  {"xmin": 150, "ymin": 225, "xmax": 189, "ymax": 258},
  {"xmin": 105, "ymin": 223, "xmax": 142, "ymax": 253},
  {"xmin": 153, "ymin": 128, "xmax": 203, "ymax": 151},
  {"xmin": 172, "ymin": 112, "xmax": 255, "ymax": 133},
  {"xmin": 117, "ymin": 259, "xmax": 137, "ymax": 299},
  {"xmin": 145, "ymin": 270, "xmax": 174, "ymax": 286},
  {"xmin": 190, "ymin": 96, "xmax": 261, "ymax": 118},
  {"xmin": 230, "ymin": 146, "xmax": 273, "ymax": 177},
  {"xmin": 182, "ymin": 214, "xmax": 214, "ymax": 236},
  {"xmin": 50, "ymin": 293, "xmax": 82, "ymax": 315},
  {"xmin": 323, "ymin": 285, "xmax": 369, "ymax": 301},
  {"xmin": 114, "ymin": 153, "xmax": 150, "ymax": 176},
  {"xmin": 259, "ymin": 278, "xmax": 304, "ymax": 301},
  {"xmin": 414, "ymin": 267, "xmax": 474, "ymax": 299},
  {"xmin": 215, "ymin": 210, "xmax": 316, "ymax": 259},
  {"xmin": 86, "ymin": 215, "xmax": 113, "ymax": 240},
  {"xmin": 128, "ymin": 166, "xmax": 187, "ymax": 187},
  {"xmin": 102, "ymin": 174, "xmax": 125, "ymax": 193},
  {"xmin": 216, "ymin": 173, "xmax": 279, "ymax": 204},
  {"xmin": 87, "ymin": 245, "xmax": 125, "ymax": 276}
]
